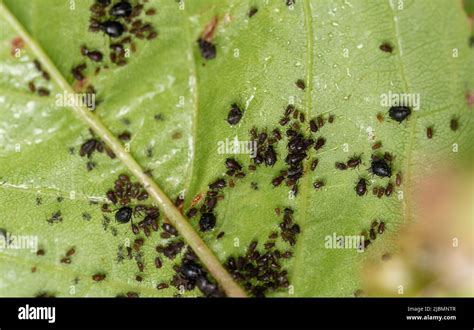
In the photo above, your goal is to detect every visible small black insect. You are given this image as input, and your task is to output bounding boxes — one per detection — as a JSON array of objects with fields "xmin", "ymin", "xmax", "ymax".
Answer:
[
  {"xmin": 227, "ymin": 103, "xmax": 243, "ymax": 125},
  {"xmin": 272, "ymin": 176, "xmax": 285, "ymax": 187},
  {"xmin": 180, "ymin": 261, "xmax": 204, "ymax": 280},
  {"xmin": 388, "ymin": 106, "xmax": 411, "ymax": 123},
  {"xmin": 370, "ymin": 157, "xmax": 392, "ymax": 177},
  {"xmin": 450, "ymin": 118, "xmax": 459, "ymax": 131},
  {"xmin": 154, "ymin": 257, "xmax": 162, "ymax": 269},
  {"xmin": 86, "ymin": 50, "xmax": 103, "ymax": 62},
  {"xmin": 355, "ymin": 178, "xmax": 367, "ymax": 196},
  {"xmin": 92, "ymin": 273, "xmax": 106, "ymax": 282},
  {"xmin": 197, "ymin": 38, "xmax": 216, "ymax": 60},
  {"xmin": 270, "ymin": 130, "xmax": 281, "ymax": 142},
  {"xmin": 225, "ymin": 158, "xmax": 242, "ymax": 171},
  {"xmin": 385, "ymin": 183, "xmax": 393, "ymax": 197},
  {"xmin": 115, "ymin": 206, "xmax": 132, "ymax": 223},
  {"xmin": 379, "ymin": 42, "xmax": 393, "ymax": 53},
  {"xmin": 279, "ymin": 117, "xmax": 290, "ymax": 126},
  {"xmin": 209, "ymin": 178, "xmax": 226, "ymax": 190},
  {"xmin": 100, "ymin": 21, "xmax": 124, "ymax": 38},
  {"xmin": 314, "ymin": 137, "xmax": 326, "ymax": 150},
  {"xmin": 378, "ymin": 222, "xmax": 385, "ymax": 234},
  {"xmin": 372, "ymin": 141, "xmax": 382, "ymax": 150},
  {"xmin": 426, "ymin": 126, "xmax": 433, "ymax": 139},
  {"xmin": 248, "ymin": 6, "xmax": 258, "ymax": 18},
  {"xmin": 396, "ymin": 172, "xmax": 402, "ymax": 186},
  {"xmin": 186, "ymin": 207, "xmax": 198, "ymax": 218},
  {"xmin": 295, "ymin": 79, "xmax": 305, "ymax": 90},
  {"xmin": 285, "ymin": 104, "xmax": 295, "ymax": 116},
  {"xmin": 109, "ymin": 1, "xmax": 132, "ymax": 17},
  {"xmin": 264, "ymin": 146, "xmax": 277, "ymax": 166},
  {"xmin": 199, "ymin": 213, "xmax": 216, "ymax": 232},
  {"xmin": 309, "ymin": 119, "xmax": 318, "ymax": 133},
  {"xmin": 106, "ymin": 190, "xmax": 117, "ymax": 204},
  {"xmin": 335, "ymin": 162, "xmax": 347, "ymax": 170},
  {"xmin": 313, "ymin": 180, "xmax": 324, "ymax": 190},
  {"xmin": 347, "ymin": 155, "xmax": 361, "ymax": 169},
  {"xmin": 311, "ymin": 159, "xmax": 319, "ymax": 171}
]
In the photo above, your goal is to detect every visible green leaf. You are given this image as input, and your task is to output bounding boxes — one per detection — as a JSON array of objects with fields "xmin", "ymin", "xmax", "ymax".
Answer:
[{"xmin": 0, "ymin": 0, "xmax": 472, "ymax": 297}]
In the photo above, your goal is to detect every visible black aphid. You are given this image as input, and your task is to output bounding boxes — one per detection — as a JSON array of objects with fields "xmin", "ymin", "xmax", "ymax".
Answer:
[
  {"xmin": 279, "ymin": 117, "xmax": 290, "ymax": 126},
  {"xmin": 379, "ymin": 43, "xmax": 393, "ymax": 53},
  {"xmin": 199, "ymin": 213, "xmax": 216, "ymax": 231},
  {"xmin": 313, "ymin": 180, "xmax": 324, "ymax": 189},
  {"xmin": 347, "ymin": 156, "xmax": 361, "ymax": 169},
  {"xmin": 396, "ymin": 172, "xmax": 402, "ymax": 186},
  {"xmin": 314, "ymin": 137, "xmax": 326, "ymax": 150},
  {"xmin": 388, "ymin": 106, "xmax": 411, "ymax": 123},
  {"xmin": 272, "ymin": 176, "xmax": 285, "ymax": 187},
  {"xmin": 92, "ymin": 273, "xmax": 106, "ymax": 282},
  {"xmin": 311, "ymin": 159, "xmax": 319, "ymax": 171},
  {"xmin": 87, "ymin": 51, "xmax": 103, "ymax": 62},
  {"xmin": 197, "ymin": 38, "xmax": 216, "ymax": 60},
  {"xmin": 450, "ymin": 118, "xmax": 459, "ymax": 131},
  {"xmin": 295, "ymin": 79, "xmax": 305, "ymax": 90},
  {"xmin": 100, "ymin": 21, "xmax": 124, "ymax": 38},
  {"xmin": 248, "ymin": 6, "xmax": 258, "ymax": 18},
  {"xmin": 109, "ymin": 1, "xmax": 132, "ymax": 17},
  {"xmin": 264, "ymin": 146, "xmax": 277, "ymax": 166},
  {"xmin": 378, "ymin": 222, "xmax": 385, "ymax": 234},
  {"xmin": 225, "ymin": 158, "xmax": 242, "ymax": 171},
  {"xmin": 426, "ymin": 126, "xmax": 433, "ymax": 139},
  {"xmin": 385, "ymin": 183, "xmax": 393, "ymax": 197},
  {"xmin": 370, "ymin": 157, "xmax": 392, "ymax": 177},
  {"xmin": 335, "ymin": 162, "xmax": 347, "ymax": 170},
  {"xmin": 227, "ymin": 103, "xmax": 243, "ymax": 125},
  {"xmin": 180, "ymin": 261, "xmax": 204, "ymax": 280},
  {"xmin": 209, "ymin": 178, "xmax": 226, "ymax": 190},
  {"xmin": 115, "ymin": 206, "xmax": 132, "ymax": 223},
  {"xmin": 285, "ymin": 105, "xmax": 295, "ymax": 116},
  {"xmin": 355, "ymin": 178, "xmax": 367, "ymax": 196}
]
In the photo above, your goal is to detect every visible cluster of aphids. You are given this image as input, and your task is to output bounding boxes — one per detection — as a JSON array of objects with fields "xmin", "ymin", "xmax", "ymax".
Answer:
[
  {"xmin": 171, "ymin": 247, "xmax": 225, "ymax": 297},
  {"xmin": 278, "ymin": 207, "xmax": 300, "ymax": 246},
  {"xmin": 360, "ymin": 220, "xmax": 386, "ymax": 249},
  {"xmin": 185, "ymin": 178, "xmax": 228, "ymax": 233},
  {"xmin": 249, "ymin": 126, "xmax": 279, "ymax": 168},
  {"xmin": 78, "ymin": 129, "xmax": 116, "ymax": 171},
  {"xmin": 185, "ymin": 157, "xmax": 249, "ymax": 233},
  {"xmin": 27, "ymin": 59, "xmax": 50, "ymax": 97},
  {"xmin": 89, "ymin": 0, "xmax": 157, "ymax": 41},
  {"xmin": 101, "ymin": 174, "xmax": 161, "ymax": 236},
  {"xmin": 225, "ymin": 237, "xmax": 292, "ymax": 297},
  {"xmin": 70, "ymin": 1, "xmax": 157, "ymax": 104}
]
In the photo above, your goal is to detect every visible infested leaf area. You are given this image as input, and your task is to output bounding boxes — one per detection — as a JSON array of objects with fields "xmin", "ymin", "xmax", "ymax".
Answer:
[{"xmin": 0, "ymin": 0, "xmax": 473, "ymax": 297}]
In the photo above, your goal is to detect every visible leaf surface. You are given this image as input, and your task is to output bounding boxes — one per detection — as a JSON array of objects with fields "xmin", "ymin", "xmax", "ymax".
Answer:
[{"xmin": 0, "ymin": 0, "xmax": 472, "ymax": 297}]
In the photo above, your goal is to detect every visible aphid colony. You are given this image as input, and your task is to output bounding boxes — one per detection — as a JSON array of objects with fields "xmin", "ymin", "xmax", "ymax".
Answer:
[
  {"xmin": 98, "ymin": 173, "xmax": 223, "ymax": 297},
  {"xmin": 170, "ymin": 247, "xmax": 224, "ymax": 297},
  {"xmin": 78, "ymin": 129, "xmax": 116, "ymax": 171},
  {"xmin": 68, "ymin": 0, "xmax": 158, "ymax": 109},
  {"xmin": 359, "ymin": 220, "xmax": 386, "ymax": 249},
  {"xmin": 225, "ymin": 220, "xmax": 295, "ymax": 298},
  {"xmin": 89, "ymin": 0, "xmax": 157, "ymax": 40}
]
